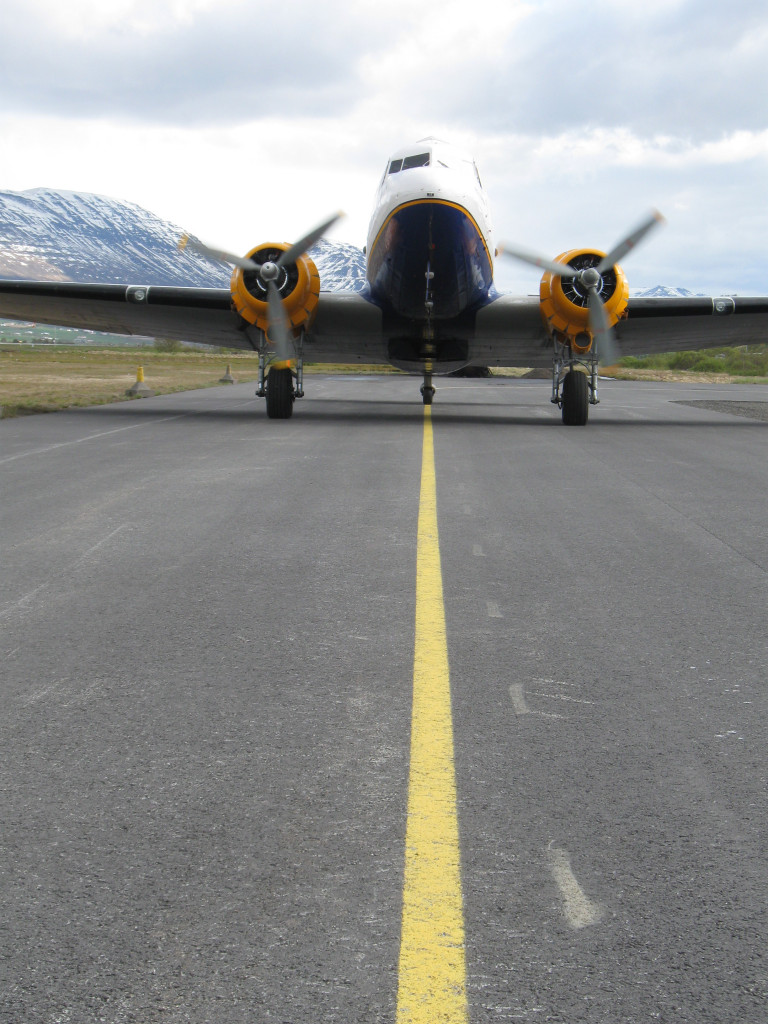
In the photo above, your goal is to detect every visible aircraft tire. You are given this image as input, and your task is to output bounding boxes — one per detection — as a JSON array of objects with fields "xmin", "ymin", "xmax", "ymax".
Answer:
[
  {"xmin": 561, "ymin": 369, "xmax": 588, "ymax": 425},
  {"xmin": 421, "ymin": 386, "xmax": 435, "ymax": 406},
  {"xmin": 266, "ymin": 367, "xmax": 294, "ymax": 419}
]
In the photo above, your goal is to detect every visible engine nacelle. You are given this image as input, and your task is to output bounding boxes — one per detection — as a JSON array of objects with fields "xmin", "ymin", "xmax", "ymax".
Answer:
[
  {"xmin": 539, "ymin": 248, "xmax": 629, "ymax": 354},
  {"xmin": 230, "ymin": 243, "xmax": 321, "ymax": 336}
]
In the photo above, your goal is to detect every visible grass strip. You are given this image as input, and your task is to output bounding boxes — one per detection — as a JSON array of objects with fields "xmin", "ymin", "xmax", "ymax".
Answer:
[{"xmin": 1, "ymin": 345, "xmax": 766, "ymax": 419}]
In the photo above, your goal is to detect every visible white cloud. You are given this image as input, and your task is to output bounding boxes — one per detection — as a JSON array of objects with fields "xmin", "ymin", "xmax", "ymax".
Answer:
[
  {"xmin": 12, "ymin": 0, "xmax": 236, "ymax": 38},
  {"xmin": 0, "ymin": 0, "xmax": 378, "ymax": 123},
  {"xmin": 0, "ymin": 0, "xmax": 766, "ymax": 295},
  {"xmin": 506, "ymin": 127, "xmax": 768, "ymax": 179}
]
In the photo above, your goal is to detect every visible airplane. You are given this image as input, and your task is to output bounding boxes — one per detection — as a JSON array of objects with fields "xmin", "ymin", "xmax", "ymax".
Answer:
[{"xmin": 1, "ymin": 136, "xmax": 767, "ymax": 424}]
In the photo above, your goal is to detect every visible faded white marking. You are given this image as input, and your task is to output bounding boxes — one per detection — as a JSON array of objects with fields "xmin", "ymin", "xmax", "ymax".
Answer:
[
  {"xmin": 1, "ymin": 525, "xmax": 132, "ymax": 619},
  {"xmin": 529, "ymin": 678, "xmax": 594, "ymax": 704},
  {"xmin": 486, "ymin": 601, "xmax": 503, "ymax": 618},
  {"xmin": 509, "ymin": 684, "xmax": 530, "ymax": 715},
  {"xmin": 529, "ymin": 692, "xmax": 596, "ymax": 705},
  {"xmin": 547, "ymin": 845, "xmax": 603, "ymax": 929},
  {"xmin": 21, "ymin": 683, "xmax": 62, "ymax": 706},
  {"xmin": 0, "ymin": 415, "xmax": 190, "ymax": 465},
  {"xmin": 508, "ymin": 684, "xmax": 563, "ymax": 719},
  {"xmin": 473, "ymin": 544, "xmax": 485, "ymax": 557}
]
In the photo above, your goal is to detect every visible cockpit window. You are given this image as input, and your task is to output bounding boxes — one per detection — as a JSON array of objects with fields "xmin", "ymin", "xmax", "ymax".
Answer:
[
  {"xmin": 388, "ymin": 152, "xmax": 430, "ymax": 175},
  {"xmin": 402, "ymin": 152, "xmax": 430, "ymax": 170}
]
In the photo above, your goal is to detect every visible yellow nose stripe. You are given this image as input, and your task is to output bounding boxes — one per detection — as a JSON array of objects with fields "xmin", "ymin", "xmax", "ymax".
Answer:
[{"xmin": 397, "ymin": 406, "xmax": 469, "ymax": 1024}]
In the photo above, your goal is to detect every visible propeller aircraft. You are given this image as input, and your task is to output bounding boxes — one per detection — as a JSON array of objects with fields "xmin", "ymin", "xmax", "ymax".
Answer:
[{"xmin": 1, "ymin": 137, "xmax": 766, "ymax": 424}]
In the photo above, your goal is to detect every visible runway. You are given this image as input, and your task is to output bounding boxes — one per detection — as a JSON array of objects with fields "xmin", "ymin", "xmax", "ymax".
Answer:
[{"xmin": 2, "ymin": 375, "xmax": 767, "ymax": 1023}]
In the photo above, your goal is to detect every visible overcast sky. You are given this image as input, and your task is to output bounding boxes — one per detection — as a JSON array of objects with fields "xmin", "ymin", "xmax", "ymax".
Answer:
[{"xmin": 1, "ymin": 0, "xmax": 766, "ymax": 293}]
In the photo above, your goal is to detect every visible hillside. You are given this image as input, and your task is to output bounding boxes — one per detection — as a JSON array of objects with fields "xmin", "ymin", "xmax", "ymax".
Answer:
[{"xmin": 0, "ymin": 187, "xmax": 367, "ymax": 291}]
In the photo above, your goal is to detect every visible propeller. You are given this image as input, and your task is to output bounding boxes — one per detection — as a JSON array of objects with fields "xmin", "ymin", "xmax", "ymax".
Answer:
[
  {"xmin": 177, "ymin": 234, "xmax": 259, "ymax": 271},
  {"xmin": 178, "ymin": 211, "xmax": 344, "ymax": 361},
  {"xmin": 500, "ymin": 210, "xmax": 664, "ymax": 364}
]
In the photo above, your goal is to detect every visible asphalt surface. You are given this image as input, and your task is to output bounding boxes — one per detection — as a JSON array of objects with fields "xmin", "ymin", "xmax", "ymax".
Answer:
[{"xmin": 2, "ymin": 375, "xmax": 767, "ymax": 1023}]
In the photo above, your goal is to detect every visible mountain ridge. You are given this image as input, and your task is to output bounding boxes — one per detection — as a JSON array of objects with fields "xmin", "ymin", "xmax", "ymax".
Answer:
[
  {"xmin": 1, "ymin": 187, "xmax": 701, "ymax": 298},
  {"xmin": 0, "ymin": 187, "xmax": 367, "ymax": 292}
]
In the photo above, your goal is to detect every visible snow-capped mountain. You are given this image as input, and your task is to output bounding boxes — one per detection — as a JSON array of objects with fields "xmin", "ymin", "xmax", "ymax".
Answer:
[
  {"xmin": 0, "ymin": 187, "xmax": 367, "ymax": 292},
  {"xmin": 0, "ymin": 188, "xmax": 709, "ymax": 300},
  {"xmin": 0, "ymin": 188, "xmax": 228, "ymax": 286},
  {"xmin": 306, "ymin": 238, "xmax": 367, "ymax": 292},
  {"xmin": 631, "ymin": 285, "xmax": 704, "ymax": 298}
]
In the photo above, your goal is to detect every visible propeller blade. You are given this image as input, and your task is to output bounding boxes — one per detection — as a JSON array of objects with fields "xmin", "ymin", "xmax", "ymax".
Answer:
[
  {"xmin": 499, "ymin": 244, "xmax": 578, "ymax": 278},
  {"xmin": 587, "ymin": 286, "xmax": 619, "ymax": 366},
  {"xmin": 178, "ymin": 233, "xmax": 260, "ymax": 271},
  {"xmin": 587, "ymin": 285, "xmax": 609, "ymax": 337},
  {"xmin": 597, "ymin": 210, "xmax": 665, "ymax": 274},
  {"xmin": 277, "ymin": 211, "xmax": 345, "ymax": 268},
  {"xmin": 266, "ymin": 280, "xmax": 294, "ymax": 362}
]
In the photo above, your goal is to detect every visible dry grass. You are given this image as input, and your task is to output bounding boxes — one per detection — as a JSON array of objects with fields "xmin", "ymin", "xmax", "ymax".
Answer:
[
  {"xmin": 2, "ymin": 346, "xmax": 765, "ymax": 418},
  {"xmin": 0, "ymin": 347, "xmax": 403, "ymax": 417},
  {"xmin": 0, "ymin": 348, "xmax": 261, "ymax": 417},
  {"xmin": 601, "ymin": 366, "xmax": 768, "ymax": 384}
]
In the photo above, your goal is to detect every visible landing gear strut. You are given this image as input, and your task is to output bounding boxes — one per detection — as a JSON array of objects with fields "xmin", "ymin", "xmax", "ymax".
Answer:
[
  {"xmin": 255, "ymin": 330, "xmax": 305, "ymax": 419},
  {"xmin": 420, "ymin": 255, "xmax": 436, "ymax": 407},
  {"xmin": 551, "ymin": 337, "xmax": 599, "ymax": 426}
]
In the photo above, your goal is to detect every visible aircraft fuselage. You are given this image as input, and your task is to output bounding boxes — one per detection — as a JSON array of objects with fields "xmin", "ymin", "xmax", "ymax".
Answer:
[{"xmin": 365, "ymin": 139, "xmax": 496, "ymax": 323}]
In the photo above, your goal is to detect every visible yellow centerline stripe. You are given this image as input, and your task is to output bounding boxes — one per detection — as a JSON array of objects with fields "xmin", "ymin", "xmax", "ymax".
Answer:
[{"xmin": 397, "ymin": 406, "xmax": 469, "ymax": 1024}]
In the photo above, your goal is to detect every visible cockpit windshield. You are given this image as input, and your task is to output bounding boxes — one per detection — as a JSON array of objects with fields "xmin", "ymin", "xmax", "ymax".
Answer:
[{"xmin": 388, "ymin": 152, "xmax": 430, "ymax": 175}]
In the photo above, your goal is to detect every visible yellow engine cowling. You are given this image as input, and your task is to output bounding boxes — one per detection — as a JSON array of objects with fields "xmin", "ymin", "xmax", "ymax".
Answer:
[
  {"xmin": 230, "ymin": 243, "xmax": 321, "ymax": 336},
  {"xmin": 539, "ymin": 248, "xmax": 629, "ymax": 354}
]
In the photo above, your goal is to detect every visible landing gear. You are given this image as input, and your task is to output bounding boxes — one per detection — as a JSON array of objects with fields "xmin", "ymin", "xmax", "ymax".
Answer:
[
  {"xmin": 420, "ymin": 258, "xmax": 437, "ymax": 407},
  {"xmin": 551, "ymin": 337, "xmax": 599, "ymax": 426},
  {"xmin": 255, "ymin": 330, "xmax": 305, "ymax": 419},
  {"xmin": 265, "ymin": 366, "xmax": 294, "ymax": 419},
  {"xmin": 420, "ymin": 384, "xmax": 435, "ymax": 405},
  {"xmin": 561, "ymin": 369, "xmax": 588, "ymax": 425},
  {"xmin": 420, "ymin": 371, "xmax": 435, "ymax": 406}
]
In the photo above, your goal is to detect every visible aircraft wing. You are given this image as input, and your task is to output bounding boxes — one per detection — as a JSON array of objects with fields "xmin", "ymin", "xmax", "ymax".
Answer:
[
  {"xmin": 0, "ymin": 281, "xmax": 241, "ymax": 346},
  {"xmin": 472, "ymin": 293, "xmax": 768, "ymax": 367},
  {"xmin": 616, "ymin": 295, "xmax": 768, "ymax": 354},
  {"xmin": 1, "ymin": 280, "xmax": 766, "ymax": 368},
  {"xmin": 0, "ymin": 280, "xmax": 550, "ymax": 366},
  {"xmin": 0, "ymin": 280, "xmax": 387, "ymax": 359}
]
